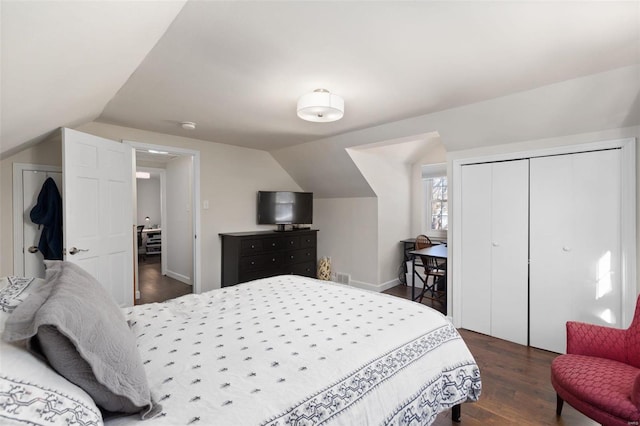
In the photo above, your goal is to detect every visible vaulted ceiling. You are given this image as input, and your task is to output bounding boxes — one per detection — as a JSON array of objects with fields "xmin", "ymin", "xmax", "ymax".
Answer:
[{"xmin": 2, "ymin": 1, "xmax": 639, "ymax": 160}]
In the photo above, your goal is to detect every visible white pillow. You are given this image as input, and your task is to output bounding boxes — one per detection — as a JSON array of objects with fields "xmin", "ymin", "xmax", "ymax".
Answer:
[
  {"xmin": 0, "ymin": 340, "xmax": 103, "ymax": 425},
  {"xmin": 0, "ymin": 276, "xmax": 44, "ymax": 331}
]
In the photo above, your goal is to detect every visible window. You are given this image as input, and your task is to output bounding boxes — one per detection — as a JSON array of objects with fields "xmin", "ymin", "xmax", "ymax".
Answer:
[
  {"xmin": 429, "ymin": 177, "xmax": 448, "ymax": 231},
  {"xmin": 421, "ymin": 163, "xmax": 447, "ymax": 237}
]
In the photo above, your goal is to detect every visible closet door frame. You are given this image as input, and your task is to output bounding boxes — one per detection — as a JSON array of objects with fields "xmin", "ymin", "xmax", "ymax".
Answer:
[
  {"xmin": 12, "ymin": 163, "xmax": 62, "ymax": 276},
  {"xmin": 450, "ymin": 138, "xmax": 636, "ymax": 330}
]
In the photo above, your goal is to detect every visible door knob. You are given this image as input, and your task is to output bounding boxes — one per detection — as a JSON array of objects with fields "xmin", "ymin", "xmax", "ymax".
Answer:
[
  {"xmin": 492, "ymin": 242, "xmax": 499, "ymax": 247},
  {"xmin": 69, "ymin": 247, "xmax": 89, "ymax": 255},
  {"xmin": 27, "ymin": 246, "xmax": 38, "ymax": 253}
]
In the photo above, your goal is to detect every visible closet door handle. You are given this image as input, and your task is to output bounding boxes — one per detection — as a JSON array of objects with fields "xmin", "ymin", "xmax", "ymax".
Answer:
[
  {"xmin": 27, "ymin": 246, "xmax": 38, "ymax": 253},
  {"xmin": 562, "ymin": 246, "xmax": 571, "ymax": 252},
  {"xmin": 492, "ymin": 242, "xmax": 499, "ymax": 247},
  {"xmin": 69, "ymin": 247, "xmax": 89, "ymax": 255}
]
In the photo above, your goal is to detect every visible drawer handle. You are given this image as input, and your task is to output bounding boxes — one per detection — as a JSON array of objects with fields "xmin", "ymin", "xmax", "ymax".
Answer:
[
  {"xmin": 272, "ymin": 243, "xmax": 276, "ymax": 247},
  {"xmin": 290, "ymin": 255, "xmax": 294, "ymax": 259},
  {"xmin": 272, "ymin": 258, "xmax": 276, "ymax": 262},
  {"xmin": 251, "ymin": 245, "xmax": 255, "ymax": 249},
  {"xmin": 250, "ymin": 261, "xmax": 255, "ymax": 265}
]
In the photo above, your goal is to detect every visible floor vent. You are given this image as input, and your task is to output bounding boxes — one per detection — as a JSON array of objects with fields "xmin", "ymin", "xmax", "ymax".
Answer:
[{"xmin": 335, "ymin": 272, "xmax": 350, "ymax": 285}]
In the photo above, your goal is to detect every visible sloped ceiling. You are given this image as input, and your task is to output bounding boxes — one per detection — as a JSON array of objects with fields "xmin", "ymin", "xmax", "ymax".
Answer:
[
  {"xmin": 1, "ymin": 1, "xmax": 639, "ymax": 198},
  {"xmin": 0, "ymin": 0, "xmax": 186, "ymax": 157}
]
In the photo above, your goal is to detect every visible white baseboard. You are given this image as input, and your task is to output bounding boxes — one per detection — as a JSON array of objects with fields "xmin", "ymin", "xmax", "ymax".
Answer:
[
  {"xmin": 166, "ymin": 270, "xmax": 192, "ymax": 285},
  {"xmin": 349, "ymin": 278, "xmax": 400, "ymax": 293}
]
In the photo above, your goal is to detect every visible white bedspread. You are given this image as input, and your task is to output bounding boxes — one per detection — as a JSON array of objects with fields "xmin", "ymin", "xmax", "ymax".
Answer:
[{"xmin": 108, "ymin": 276, "xmax": 481, "ymax": 426}]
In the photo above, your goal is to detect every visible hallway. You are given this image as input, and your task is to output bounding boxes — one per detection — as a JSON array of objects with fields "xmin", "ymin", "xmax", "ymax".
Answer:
[{"xmin": 136, "ymin": 256, "xmax": 191, "ymax": 304}]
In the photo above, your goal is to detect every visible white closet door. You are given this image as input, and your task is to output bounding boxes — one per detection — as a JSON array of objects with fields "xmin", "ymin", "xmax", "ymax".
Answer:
[
  {"xmin": 461, "ymin": 160, "xmax": 529, "ymax": 344},
  {"xmin": 530, "ymin": 149, "xmax": 621, "ymax": 353},
  {"xmin": 460, "ymin": 163, "xmax": 493, "ymax": 335},
  {"xmin": 490, "ymin": 160, "xmax": 529, "ymax": 345}
]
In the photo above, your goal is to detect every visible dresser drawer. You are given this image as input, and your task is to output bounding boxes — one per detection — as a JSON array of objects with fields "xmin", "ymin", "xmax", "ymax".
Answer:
[
  {"xmin": 264, "ymin": 236, "xmax": 300, "ymax": 251},
  {"xmin": 239, "ymin": 254, "xmax": 266, "ymax": 270},
  {"xmin": 299, "ymin": 233, "xmax": 316, "ymax": 248},
  {"xmin": 283, "ymin": 248, "xmax": 316, "ymax": 265},
  {"xmin": 290, "ymin": 261, "xmax": 316, "ymax": 277},
  {"xmin": 239, "ymin": 253, "xmax": 286, "ymax": 270},
  {"xmin": 239, "ymin": 268, "xmax": 281, "ymax": 283},
  {"xmin": 240, "ymin": 239, "xmax": 263, "ymax": 255}
]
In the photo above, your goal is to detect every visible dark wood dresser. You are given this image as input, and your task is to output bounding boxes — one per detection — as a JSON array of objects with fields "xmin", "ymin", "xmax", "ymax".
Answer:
[{"xmin": 219, "ymin": 229, "xmax": 318, "ymax": 287}]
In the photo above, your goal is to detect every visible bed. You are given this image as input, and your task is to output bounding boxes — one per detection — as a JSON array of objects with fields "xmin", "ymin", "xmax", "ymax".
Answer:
[{"xmin": 0, "ymin": 262, "xmax": 481, "ymax": 426}]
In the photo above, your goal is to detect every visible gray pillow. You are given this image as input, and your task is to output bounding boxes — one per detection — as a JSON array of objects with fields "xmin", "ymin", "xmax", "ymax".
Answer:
[{"xmin": 2, "ymin": 261, "xmax": 157, "ymax": 417}]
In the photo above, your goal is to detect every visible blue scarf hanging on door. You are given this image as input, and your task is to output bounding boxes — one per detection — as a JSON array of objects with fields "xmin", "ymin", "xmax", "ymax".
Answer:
[{"xmin": 30, "ymin": 177, "xmax": 63, "ymax": 260}]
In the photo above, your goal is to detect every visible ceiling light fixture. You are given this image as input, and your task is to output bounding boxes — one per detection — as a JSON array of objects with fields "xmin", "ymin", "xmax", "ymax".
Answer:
[
  {"xmin": 136, "ymin": 171, "xmax": 150, "ymax": 179},
  {"xmin": 297, "ymin": 89, "xmax": 344, "ymax": 122},
  {"xmin": 180, "ymin": 121, "xmax": 196, "ymax": 130},
  {"xmin": 148, "ymin": 149, "xmax": 169, "ymax": 155}
]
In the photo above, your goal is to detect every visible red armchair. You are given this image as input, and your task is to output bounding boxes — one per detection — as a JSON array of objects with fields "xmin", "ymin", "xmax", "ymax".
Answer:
[{"xmin": 551, "ymin": 294, "xmax": 640, "ymax": 426}]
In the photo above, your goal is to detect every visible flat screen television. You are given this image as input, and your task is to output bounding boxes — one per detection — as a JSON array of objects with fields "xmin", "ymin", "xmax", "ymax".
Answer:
[{"xmin": 257, "ymin": 191, "xmax": 313, "ymax": 231}]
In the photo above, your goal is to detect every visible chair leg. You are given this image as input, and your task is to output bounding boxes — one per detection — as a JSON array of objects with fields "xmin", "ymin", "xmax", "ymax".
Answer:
[
  {"xmin": 452, "ymin": 404, "xmax": 461, "ymax": 422},
  {"xmin": 556, "ymin": 394, "xmax": 564, "ymax": 416}
]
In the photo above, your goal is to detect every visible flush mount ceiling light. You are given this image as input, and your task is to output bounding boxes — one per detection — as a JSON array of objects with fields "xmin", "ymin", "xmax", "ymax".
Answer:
[
  {"xmin": 180, "ymin": 121, "xmax": 196, "ymax": 130},
  {"xmin": 297, "ymin": 89, "xmax": 344, "ymax": 122},
  {"xmin": 135, "ymin": 171, "xmax": 150, "ymax": 179}
]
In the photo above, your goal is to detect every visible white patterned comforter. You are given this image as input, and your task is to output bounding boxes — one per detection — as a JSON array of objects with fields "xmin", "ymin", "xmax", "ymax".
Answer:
[{"xmin": 108, "ymin": 275, "xmax": 481, "ymax": 426}]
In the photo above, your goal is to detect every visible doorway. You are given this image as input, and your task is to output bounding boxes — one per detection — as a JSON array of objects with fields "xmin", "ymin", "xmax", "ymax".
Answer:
[
  {"xmin": 127, "ymin": 140, "xmax": 201, "ymax": 304},
  {"xmin": 12, "ymin": 163, "xmax": 62, "ymax": 278}
]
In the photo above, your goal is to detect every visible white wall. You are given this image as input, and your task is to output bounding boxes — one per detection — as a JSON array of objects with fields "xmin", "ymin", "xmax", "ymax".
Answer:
[
  {"xmin": 165, "ymin": 156, "xmax": 193, "ymax": 284},
  {"xmin": 347, "ymin": 149, "xmax": 412, "ymax": 288},
  {"xmin": 314, "ymin": 197, "xmax": 378, "ymax": 288},
  {"xmin": 136, "ymin": 177, "xmax": 161, "ymax": 227}
]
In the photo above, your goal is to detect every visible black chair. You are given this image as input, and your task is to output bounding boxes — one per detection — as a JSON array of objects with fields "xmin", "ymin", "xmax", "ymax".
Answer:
[
  {"xmin": 137, "ymin": 225, "xmax": 145, "ymax": 261},
  {"xmin": 414, "ymin": 235, "xmax": 446, "ymax": 305}
]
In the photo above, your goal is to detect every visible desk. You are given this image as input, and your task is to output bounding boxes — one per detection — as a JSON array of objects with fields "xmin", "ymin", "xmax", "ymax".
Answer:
[
  {"xmin": 141, "ymin": 228, "xmax": 161, "ymax": 234},
  {"xmin": 409, "ymin": 244, "xmax": 448, "ymax": 302},
  {"xmin": 142, "ymin": 228, "xmax": 161, "ymax": 255}
]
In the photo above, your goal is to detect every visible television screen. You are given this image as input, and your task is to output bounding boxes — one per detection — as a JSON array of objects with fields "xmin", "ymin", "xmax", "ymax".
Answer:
[{"xmin": 257, "ymin": 191, "xmax": 313, "ymax": 225}]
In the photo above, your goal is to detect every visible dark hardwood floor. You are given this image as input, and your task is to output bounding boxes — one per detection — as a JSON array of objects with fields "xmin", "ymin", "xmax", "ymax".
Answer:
[
  {"xmin": 382, "ymin": 284, "xmax": 598, "ymax": 426},
  {"xmin": 136, "ymin": 256, "xmax": 192, "ymax": 305}
]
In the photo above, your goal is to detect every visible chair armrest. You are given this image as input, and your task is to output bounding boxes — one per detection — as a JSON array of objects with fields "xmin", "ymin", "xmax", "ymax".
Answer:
[{"xmin": 566, "ymin": 321, "xmax": 627, "ymax": 363}]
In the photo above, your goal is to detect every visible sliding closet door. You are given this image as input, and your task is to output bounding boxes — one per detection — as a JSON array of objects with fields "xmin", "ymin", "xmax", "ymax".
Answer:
[
  {"xmin": 530, "ymin": 149, "xmax": 621, "ymax": 354},
  {"xmin": 460, "ymin": 160, "xmax": 529, "ymax": 344}
]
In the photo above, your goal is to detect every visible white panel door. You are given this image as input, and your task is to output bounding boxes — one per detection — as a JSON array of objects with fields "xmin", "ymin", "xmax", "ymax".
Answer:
[
  {"xmin": 530, "ymin": 149, "xmax": 622, "ymax": 353},
  {"xmin": 460, "ymin": 163, "xmax": 492, "ymax": 335},
  {"xmin": 460, "ymin": 160, "xmax": 529, "ymax": 344},
  {"xmin": 23, "ymin": 170, "xmax": 62, "ymax": 278},
  {"xmin": 490, "ymin": 160, "xmax": 529, "ymax": 345},
  {"xmin": 62, "ymin": 128, "xmax": 134, "ymax": 307}
]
